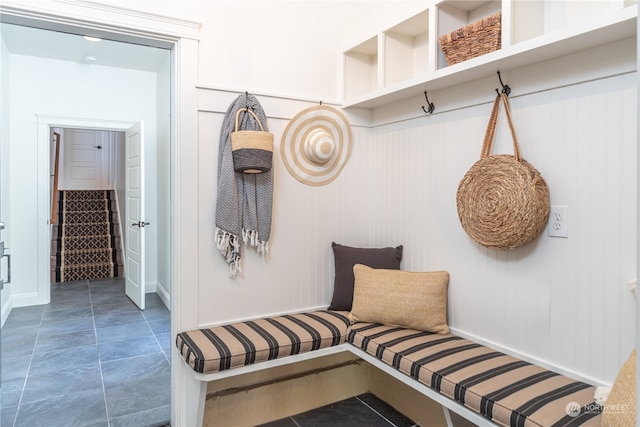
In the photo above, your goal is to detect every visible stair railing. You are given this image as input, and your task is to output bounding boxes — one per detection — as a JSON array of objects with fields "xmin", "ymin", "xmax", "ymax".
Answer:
[{"xmin": 51, "ymin": 132, "xmax": 61, "ymax": 224}]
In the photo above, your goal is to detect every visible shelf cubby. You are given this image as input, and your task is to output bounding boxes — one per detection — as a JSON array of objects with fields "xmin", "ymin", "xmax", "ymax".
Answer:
[
  {"xmin": 383, "ymin": 9, "xmax": 431, "ymax": 87},
  {"xmin": 512, "ymin": 0, "xmax": 633, "ymax": 44},
  {"xmin": 341, "ymin": 0, "xmax": 637, "ymax": 110},
  {"xmin": 343, "ymin": 36, "xmax": 379, "ymax": 100},
  {"xmin": 436, "ymin": 0, "xmax": 502, "ymax": 69}
]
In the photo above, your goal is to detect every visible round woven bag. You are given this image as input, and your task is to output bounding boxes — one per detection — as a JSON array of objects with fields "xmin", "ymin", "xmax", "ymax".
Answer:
[{"xmin": 457, "ymin": 93, "xmax": 550, "ymax": 251}]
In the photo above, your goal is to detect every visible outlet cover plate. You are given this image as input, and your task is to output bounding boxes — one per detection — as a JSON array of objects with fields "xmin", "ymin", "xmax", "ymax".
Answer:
[{"xmin": 548, "ymin": 205, "xmax": 568, "ymax": 238}]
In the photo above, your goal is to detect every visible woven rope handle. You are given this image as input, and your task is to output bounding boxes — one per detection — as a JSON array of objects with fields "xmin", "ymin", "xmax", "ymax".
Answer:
[
  {"xmin": 480, "ymin": 93, "xmax": 521, "ymax": 162},
  {"xmin": 500, "ymin": 93, "xmax": 521, "ymax": 161},
  {"xmin": 234, "ymin": 108, "xmax": 265, "ymax": 132},
  {"xmin": 480, "ymin": 94, "xmax": 501, "ymax": 159}
]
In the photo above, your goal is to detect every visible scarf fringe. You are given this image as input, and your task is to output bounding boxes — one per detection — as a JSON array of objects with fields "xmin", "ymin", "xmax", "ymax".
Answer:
[
  {"xmin": 242, "ymin": 228, "xmax": 269, "ymax": 255},
  {"xmin": 216, "ymin": 228, "xmax": 241, "ymax": 276}
]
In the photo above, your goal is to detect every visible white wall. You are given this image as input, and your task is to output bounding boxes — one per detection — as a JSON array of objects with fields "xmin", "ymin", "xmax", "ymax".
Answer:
[
  {"xmin": 156, "ymin": 55, "xmax": 171, "ymax": 306},
  {"xmin": 369, "ymin": 74, "xmax": 637, "ymax": 386},
  {"xmin": 110, "ymin": 0, "xmax": 427, "ymax": 102},
  {"xmin": 195, "ymin": 71, "xmax": 636, "ymax": 386},
  {"xmin": 8, "ymin": 54, "xmax": 159, "ymax": 306},
  {"xmin": 0, "ymin": 32, "xmax": 12, "ymax": 323}
]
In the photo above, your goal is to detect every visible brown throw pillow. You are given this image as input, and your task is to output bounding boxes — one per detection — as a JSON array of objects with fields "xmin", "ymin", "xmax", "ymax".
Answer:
[
  {"xmin": 328, "ymin": 242, "xmax": 403, "ymax": 311},
  {"xmin": 601, "ymin": 348, "xmax": 636, "ymax": 426},
  {"xmin": 349, "ymin": 264, "xmax": 450, "ymax": 334}
]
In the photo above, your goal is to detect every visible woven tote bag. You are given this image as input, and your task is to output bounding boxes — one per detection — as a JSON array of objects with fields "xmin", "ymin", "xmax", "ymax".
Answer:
[
  {"xmin": 457, "ymin": 93, "xmax": 550, "ymax": 250},
  {"xmin": 231, "ymin": 108, "xmax": 274, "ymax": 173}
]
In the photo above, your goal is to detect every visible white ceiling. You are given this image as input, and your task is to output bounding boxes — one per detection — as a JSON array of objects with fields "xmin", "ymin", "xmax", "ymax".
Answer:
[{"xmin": 1, "ymin": 23, "xmax": 170, "ymax": 72}]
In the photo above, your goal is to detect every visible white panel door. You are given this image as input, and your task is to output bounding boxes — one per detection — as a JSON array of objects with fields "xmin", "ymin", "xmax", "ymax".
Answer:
[
  {"xmin": 61, "ymin": 128, "xmax": 109, "ymax": 190},
  {"xmin": 125, "ymin": 122, "xmax": 146, "ymax": 310}
]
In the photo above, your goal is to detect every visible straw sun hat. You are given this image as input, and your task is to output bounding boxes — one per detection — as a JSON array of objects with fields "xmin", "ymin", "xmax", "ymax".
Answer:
[{"xmin": 280, "ymin": 105, "xmax": 352, "ymax": 186}]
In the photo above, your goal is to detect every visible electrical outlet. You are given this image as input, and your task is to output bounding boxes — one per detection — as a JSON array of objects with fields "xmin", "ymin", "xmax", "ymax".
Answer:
[{"xmin": 548, "ymin": 205, "xmax": 568, "ymax": 238}]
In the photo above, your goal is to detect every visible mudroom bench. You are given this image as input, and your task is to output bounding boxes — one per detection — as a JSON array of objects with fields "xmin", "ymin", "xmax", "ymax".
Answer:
[{"xmin": 176, "ymin": 310, "xmax": 602, "ymax": 427}]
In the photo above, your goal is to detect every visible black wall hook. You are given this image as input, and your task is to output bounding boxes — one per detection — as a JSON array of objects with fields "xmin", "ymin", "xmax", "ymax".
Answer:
[
  {"xmin": 496, "ymin": 71, "xmax": 511, "ymax": 96},
  {"xmin": 421, "ymin": 91, "xmax": 435, "ymax": 115}
]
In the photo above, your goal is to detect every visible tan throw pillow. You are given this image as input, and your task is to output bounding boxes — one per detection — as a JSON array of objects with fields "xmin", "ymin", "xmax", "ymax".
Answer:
[
  {"xmin": 601, "ymin": 348, "xmax": 636, "ymax": 427},
  {"xmin": 349, "ymin": 264, "xmax": 449, "ymax": 334}
]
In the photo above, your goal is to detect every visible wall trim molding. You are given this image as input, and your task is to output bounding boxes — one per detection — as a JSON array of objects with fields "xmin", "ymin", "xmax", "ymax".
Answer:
[
  {"xmin": 0, "ymin": 1, "xmax": 200, "ymax": 45},
  {"xmin": 196, "ymin": 85, "xmax": 373, "ymax": 128},
  {"xmin": 0, "ymin": 291, "xmax": 12, "ymax": 327}
]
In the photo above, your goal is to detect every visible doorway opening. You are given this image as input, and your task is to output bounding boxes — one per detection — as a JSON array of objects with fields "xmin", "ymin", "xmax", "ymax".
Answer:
[
  {"xmin": 1, "ymin": 2, "xmax": 200, "ymax": 423},
  {"xmin": 1, "ymin": 21, "xmax": 173, "ymax": 424},
  {"xmin": 49, "ymin": 124, "xmax": 154, "ymax": 311},
  {"xmin": 50, "ymin": 128, "xmax": 126, "ymax": 286}
]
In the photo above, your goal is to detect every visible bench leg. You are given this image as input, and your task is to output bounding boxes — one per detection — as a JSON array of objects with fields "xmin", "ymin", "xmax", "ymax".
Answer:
[
  {"xmin": 173, "ymin": 358, "xmax": 207, "ymax": 427},
  {"xmin": 442, "ymin": 407, "xmax": 454, "ymax": 427}
]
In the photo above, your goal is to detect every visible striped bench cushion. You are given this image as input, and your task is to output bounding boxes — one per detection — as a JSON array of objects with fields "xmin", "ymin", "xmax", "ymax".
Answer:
[
  {"xmin": 348, "ymin": 323, "xmax": 602, "ymax": 427},
  {"xmin": 176, "ymin": 310, "xmax": 351, "ymax": 374}
]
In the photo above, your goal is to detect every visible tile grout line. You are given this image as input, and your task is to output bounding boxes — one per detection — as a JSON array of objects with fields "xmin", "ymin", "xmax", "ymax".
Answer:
[
  {"xmin": 89, "ymin": 280, "xmax": 113, "ymax": 427},
  {"xmin": 3, "ymin": 279, "xmax": 170, "ymax": 427},
  {"xmin": 10, "ymin": 303, "xmax": 47, "ymax": 427},
  {"xmin": 355, "ymin": 395, "xmax": 403, "ymax": 427},
  {"xmin": 142, "ymin": 306, "xmax": 171, "ymax": 364}
]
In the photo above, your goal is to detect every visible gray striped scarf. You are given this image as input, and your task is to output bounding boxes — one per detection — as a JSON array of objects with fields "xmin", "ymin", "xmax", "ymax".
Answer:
[{"xmin": 215, "ymin": 94, "xmax": 273, "ymax": 276}]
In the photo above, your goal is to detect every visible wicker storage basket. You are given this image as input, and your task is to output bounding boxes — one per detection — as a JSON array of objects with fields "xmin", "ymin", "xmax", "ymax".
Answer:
[{"xmin": 439, "ymin": 12, "xmax": 501, "ymax": 66}]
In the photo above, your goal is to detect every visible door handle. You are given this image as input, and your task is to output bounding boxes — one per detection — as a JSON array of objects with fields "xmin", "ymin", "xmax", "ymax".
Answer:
[
  {"xmin": 0, "ymin": 252, "xmax": 11, "ymax": 290},
  {"xmin": 131, "ymin": 221, "xmax": 150, "ymax": 228}
]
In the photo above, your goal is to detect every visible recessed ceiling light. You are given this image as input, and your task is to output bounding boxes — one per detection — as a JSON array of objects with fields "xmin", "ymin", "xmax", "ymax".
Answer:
[
  {"xmin": 83, "ymin": 36, "xmax": 102, "ymax": 42},
  {"xmin": 84, "ymin": 54, "xmax": 99, "ymax": 62}
]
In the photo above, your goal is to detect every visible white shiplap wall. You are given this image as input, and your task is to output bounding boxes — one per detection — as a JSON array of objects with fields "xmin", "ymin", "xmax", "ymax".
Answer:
[
  {"xmin": 369, "ymin": 73, "xmax": 637, "ymax": 385},
  {"xmin": 196, "ymin": 72, "xmax": 636, "ymax": 385}
]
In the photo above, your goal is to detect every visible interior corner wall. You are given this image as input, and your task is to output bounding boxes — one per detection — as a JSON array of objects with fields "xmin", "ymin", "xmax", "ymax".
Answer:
[
  {"xmin": 8, "ymin": 54, "xmax": 159, "ymax": 305},
  {"xmin": 196, "ymin": 71, "xmax": 636, "ymax": 387}
]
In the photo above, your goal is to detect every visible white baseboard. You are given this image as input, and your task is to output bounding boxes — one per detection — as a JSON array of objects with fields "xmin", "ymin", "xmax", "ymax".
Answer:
[
  {"xmin": 2, "ymin": 291, "xmax": 46, "ymax": 327},
  {"xmin": 1, "ymin": 290, "xmax": 13, "ymax": 327},
  {"xmin": 155, "ymin": 280, "xmax": 170, "ymax": 310},
  {"xmin": 145, "ymin": 280, "xmax": 158, "ymax": 293},
  {"xmin": 10, "ymin": 292, "xmax": 42, "ymax": 308}
]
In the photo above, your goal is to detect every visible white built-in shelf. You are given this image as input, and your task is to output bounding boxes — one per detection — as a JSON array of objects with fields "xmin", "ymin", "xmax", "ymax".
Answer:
[{"xmin": 342, "ymin": 0, "xmax": 638, "ymax": 110}]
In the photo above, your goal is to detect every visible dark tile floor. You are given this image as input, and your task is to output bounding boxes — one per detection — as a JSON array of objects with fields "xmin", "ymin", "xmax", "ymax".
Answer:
[
  {"xmin": 0, "ymin": 277, "xmax": 171, "ymax": 427},
  {"xmin": 258, "ymin": 393, "xmax": 418, "ymax": 427}
]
